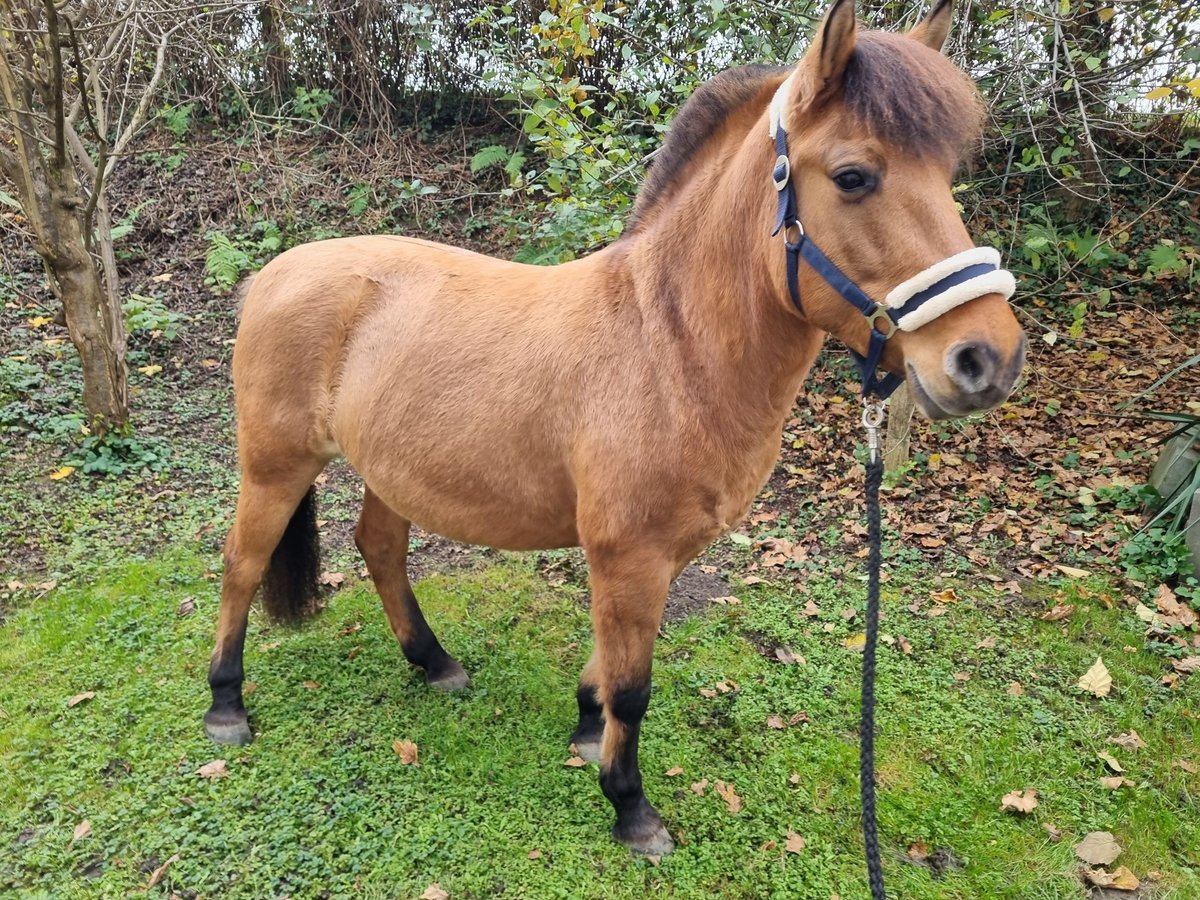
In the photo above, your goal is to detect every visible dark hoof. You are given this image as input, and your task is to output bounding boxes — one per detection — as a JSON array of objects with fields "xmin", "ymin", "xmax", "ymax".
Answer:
[
  {"xmin": 614, "ymin": 804, "xmax": 675, "ymax": 857},
  {"xmin": 428, "ymin": 661, "xmax": 470, "ymax": 692},
  {"xmin": 571, "ymin": 738, "xmax": 602, "ymax": 763},
  {"xmin": 204, "ymin": 710, "xmax": 253, "ymax": 746}
]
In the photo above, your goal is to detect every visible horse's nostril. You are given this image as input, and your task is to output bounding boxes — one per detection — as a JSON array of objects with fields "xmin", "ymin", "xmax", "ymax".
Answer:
[{"xmin": 946, "ymin": 341, "xmax": 999, "ymax": 392}]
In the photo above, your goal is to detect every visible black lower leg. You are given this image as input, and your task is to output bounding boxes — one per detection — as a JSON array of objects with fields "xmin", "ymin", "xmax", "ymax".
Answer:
[
  {"xmin": 397, "ymin": 587, "xmax": 459, "ymax": 681},
  {"xmin": 569, "ymin": 683, "xmax": 604, "ymax": 748},
  {"xmin": 204, "ymin": 624, "xmax": 252, "ymax": 744},
  {"xmin": 599, "ymin": 682, "xmax": 670, "ymax": 853}
]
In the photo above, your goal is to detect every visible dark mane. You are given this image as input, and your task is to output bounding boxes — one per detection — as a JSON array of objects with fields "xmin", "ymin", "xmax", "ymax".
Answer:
[
  {"xmin": 628, "ymin": 64, "xmax": 784, "ymax": 230},
  {"xmin": 627, "ymin": 32, "xmax": 984, "ymax": 230}
]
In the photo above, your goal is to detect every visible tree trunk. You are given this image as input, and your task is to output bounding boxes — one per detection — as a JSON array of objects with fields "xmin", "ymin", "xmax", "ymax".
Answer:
[
  {"xmin": 47, "ymin": 193, "xmax": 129, "ymax": 434},
  {"xmin": 32, "ymin": 149, "xmax": 130, "ymax": 434}
]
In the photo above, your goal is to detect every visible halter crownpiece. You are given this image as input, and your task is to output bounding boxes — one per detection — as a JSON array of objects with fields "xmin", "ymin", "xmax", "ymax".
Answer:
[{"xmin": 765, "ymin": 73, "xmax": 1016, "ymax": 399}]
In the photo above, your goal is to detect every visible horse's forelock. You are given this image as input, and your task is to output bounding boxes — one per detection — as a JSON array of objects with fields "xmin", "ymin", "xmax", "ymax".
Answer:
[{"xmin": 842, "ymin": 32, "xmax": 985, "ymax": 164}]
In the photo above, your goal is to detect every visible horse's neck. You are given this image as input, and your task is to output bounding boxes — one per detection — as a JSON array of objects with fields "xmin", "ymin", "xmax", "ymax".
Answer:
[{"xmin": 619, "ymin": 134, "xmax": 823, "ymax": 430}]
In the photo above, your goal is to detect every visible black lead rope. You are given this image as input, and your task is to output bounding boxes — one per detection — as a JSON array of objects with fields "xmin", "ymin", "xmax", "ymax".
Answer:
[{"xmin": 861, "ymin": 404, "xmax": 887, "ymax": 900}]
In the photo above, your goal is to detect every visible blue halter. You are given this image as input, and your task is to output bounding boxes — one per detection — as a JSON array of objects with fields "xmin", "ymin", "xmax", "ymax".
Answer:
[{"xmin": 768, "ymin": 120, "xmax": 1014, "ymax": 400}]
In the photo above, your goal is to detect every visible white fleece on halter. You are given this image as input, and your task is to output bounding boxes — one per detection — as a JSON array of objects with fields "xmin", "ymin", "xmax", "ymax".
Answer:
[
  {"xmin": 767, "ymin": 72, "xmax": 797, "ymax": 139},
  {"xmin": 883, "ymin": 247, "xmax": 1017, "ymax": 332}
]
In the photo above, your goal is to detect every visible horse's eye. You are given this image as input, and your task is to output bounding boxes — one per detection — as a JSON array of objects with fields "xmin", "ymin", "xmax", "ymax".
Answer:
[{"xmin": 833, "ymin": 169, "xmax": 869, "ymax": 192}]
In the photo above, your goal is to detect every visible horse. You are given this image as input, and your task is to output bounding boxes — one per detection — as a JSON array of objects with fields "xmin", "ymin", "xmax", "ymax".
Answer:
[{"xmin": 204, "ymin": 0, "xmax": 1026, "ymax": 857}]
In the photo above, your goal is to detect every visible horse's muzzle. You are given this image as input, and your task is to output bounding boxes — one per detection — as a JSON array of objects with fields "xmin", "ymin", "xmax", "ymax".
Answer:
[{"xmin": 908, "ymin": 334, "xmax": 1026, "ymax": 420}]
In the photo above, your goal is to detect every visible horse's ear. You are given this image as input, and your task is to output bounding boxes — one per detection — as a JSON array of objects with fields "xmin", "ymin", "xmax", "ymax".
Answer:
[
  {"xmin": 909, "ymin": 0, "xmax": 953, "ymax": 53},
  {"xmin": 799, "ymin": 0, "xmax": 857, "ymax": 105}
]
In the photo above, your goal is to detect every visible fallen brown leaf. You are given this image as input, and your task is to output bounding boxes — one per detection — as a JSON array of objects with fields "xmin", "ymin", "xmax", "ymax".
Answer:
[
  {"xmin": 71, "ymin": 819, "xmax": 92, "ymax": 845},
  {"xmin": 1041, "ymin": 604, "xmax": 1076, "ymax": 622},
  {"xmin": 1172, "ymin": 656, "xmax": 1200, "ymax": 675},
  {"xmin": 420, "ymin": 883, "xmax": 449, "ymax": 900},
  {"xmin": 767, "ymin": 715, "xmax": 785, "ymax": 730},
  {"xmin": 1097, "ymin": 750, "xmax": 1124, "ymax": 773},
  {"xmin": 1007, "ymin": 682, "xmax": 1026, "ymax": 696},
  {"xmin": 1000, "ymin": 789, "xmax": 1038, "ymax": 814},
  {"xmin": 1173, "ymin": 759, "xmax": 1197, "ymax": 773},
  {"xmin": 1109, "ymin": 866, "xmax": 1140, "ymax": 891},
  {"xmin": 907, "ymin": 840, "xmax": 929, "ymax": 861},
  {"xmin": 145, "ymin": 852, "xmax": 181, "ymax": 888},
  {"xmin": 1108, "ymin": 730, "xmax": 1146, "ymax": 751},
  {"xmin": 930, "ymin": 588, "xmax": 958, "ymax": 604},
  {"xmin": 1042, "ymin": 822, "xmax": 1062, "ymax": 842},
  {"xmin": 690, "ymin": 778, "xmax": 708, "ymax": 796},
  {"xmin": 664, "ymin": 766, "xmax": 684, "ymax": 777},
  {"xmin": 1078, "ymin": 657, "xmax": 1113, "ymax": 698},
  {"xmin": 774, "ymin": 646, "xmax": 802, "ymax": 664},
  {"xmin": 1055, "ymin": 564, "xmax": 1089, "ymax": 578},
  {"xmin": 196, "ymin": 759, "xmax": 228, "ymax": 779},
  {"xmin": 785, "ymin": 830, "xmax": 806, "ymax": 854},
  {"xmin": 526, "ymin": 849, "xmax": 542, "ymax": 860},
  {"xmin": 67, "ymin": 691, "xmax": 96, "ymax": 708},
  {"xmin": 1084, "ymin": 865, "xmax": 1140, "ymax": 891},
  {"xmin": 563, "ymin": 755, "xmax": 587, "ymax": 768},
  {"xmin": 393, "ymin": 739, "xmax": 420, "ymax": 766},
  {"xmin": 1074, "ymin": 831, "xmax": 1122, "ymax": 866},
  {"xmin": 319, "ymin": 571, "xmax": 346, "ymax": 587},
  {"xmin": 803, "ymin": 600, "xmax": 820, "ymax": 618},
  {"xmin": 1100, "ymin": 776, "xmax": 1132, "ymax": 790},
  {"xmin": 302, "ymin": 680, "xmax": 320, "ymax": 690},
  {"xmin": 714, "ymin": 780, "xmax": 743, "ymax": 814}
]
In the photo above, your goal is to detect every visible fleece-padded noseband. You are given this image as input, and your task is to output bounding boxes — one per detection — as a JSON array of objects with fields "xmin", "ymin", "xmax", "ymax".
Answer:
[{"xmin": 766, "ymin": 75, "xmax": 1016, "ymax": 399}]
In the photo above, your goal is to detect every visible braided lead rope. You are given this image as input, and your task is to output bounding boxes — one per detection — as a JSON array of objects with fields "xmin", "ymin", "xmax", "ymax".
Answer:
[{"xmin": 861, "ymin": 403, "xmax": 887, "ymax": 900}]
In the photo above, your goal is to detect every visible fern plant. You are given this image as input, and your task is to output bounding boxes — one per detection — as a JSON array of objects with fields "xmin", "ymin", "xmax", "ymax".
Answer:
[
  {"xmin": 204, "ymin": 222, "xmax": 284, "ymax": 294},
  {"xmin": 204, "ymin": 231, "xmax": 252, "ymax": 294}
]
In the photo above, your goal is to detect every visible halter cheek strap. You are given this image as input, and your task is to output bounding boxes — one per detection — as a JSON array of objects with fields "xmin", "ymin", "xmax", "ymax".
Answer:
[{"xmin": 766, "ymin": 77, "xmax": 1016, "ymax": 400}]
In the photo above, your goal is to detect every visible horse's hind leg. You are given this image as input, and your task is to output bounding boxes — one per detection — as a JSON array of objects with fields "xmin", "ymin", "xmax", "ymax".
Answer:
[
  {"xmin": 569, "ymin": 653, "xmax": 604, "ymax": 762},
  {"xmin": 205, "ymin": 464, "xmax": 324, "ymax": 746},
  {"xmin": 355, "ymin": 487, "xmax": 468, "ymax": 690},
  {"xmin": 587, "ymin": 543, "xmax": 675, "ymax": 856}
]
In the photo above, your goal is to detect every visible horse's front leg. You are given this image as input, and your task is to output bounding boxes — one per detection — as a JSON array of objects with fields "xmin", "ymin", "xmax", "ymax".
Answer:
[
  {"xmin": 584, "ymin": 543, "xmax": 675, "ymax": 856},
  {"xmin": 568, "ymin": 653, "xmax": 603, "ymax": 762}
]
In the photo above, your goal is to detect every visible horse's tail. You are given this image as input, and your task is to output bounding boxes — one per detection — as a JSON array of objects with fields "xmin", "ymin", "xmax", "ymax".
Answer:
[{"xmin": 260, "ymin": 485, "xmax": 321, "ymax": 624}]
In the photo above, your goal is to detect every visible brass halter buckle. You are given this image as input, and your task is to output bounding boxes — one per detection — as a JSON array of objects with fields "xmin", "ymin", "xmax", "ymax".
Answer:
[{"xmin": 865, "ymin": 307, "xmax": 898, "ymax": 339}]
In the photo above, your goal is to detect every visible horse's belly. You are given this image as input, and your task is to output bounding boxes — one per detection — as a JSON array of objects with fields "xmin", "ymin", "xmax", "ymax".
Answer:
[{"xmin": 340, "ymin": 420, "xmax": 580, "ymax": 552}]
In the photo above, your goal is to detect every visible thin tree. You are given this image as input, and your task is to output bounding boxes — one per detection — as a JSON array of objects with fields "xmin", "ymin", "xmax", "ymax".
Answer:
[{"xmin": 0, "ymin": 1, "xmax": 184, "ymax": 434}]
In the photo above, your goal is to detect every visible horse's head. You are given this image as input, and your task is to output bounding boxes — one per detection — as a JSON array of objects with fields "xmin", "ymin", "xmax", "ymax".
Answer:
[{"xmin": 774, "ymin": 0, "xmax": 1025, "ymax": 419}]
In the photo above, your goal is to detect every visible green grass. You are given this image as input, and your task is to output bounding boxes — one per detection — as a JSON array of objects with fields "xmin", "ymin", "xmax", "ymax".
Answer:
[{"xmin": 2, "ymin": 550, "xmax": 1198, "ymax": 899}]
